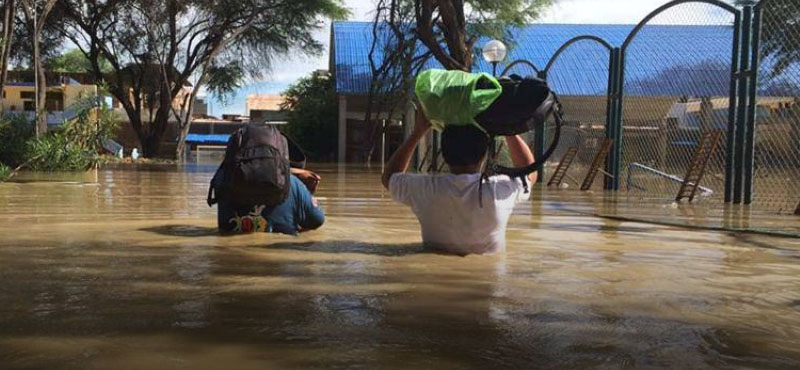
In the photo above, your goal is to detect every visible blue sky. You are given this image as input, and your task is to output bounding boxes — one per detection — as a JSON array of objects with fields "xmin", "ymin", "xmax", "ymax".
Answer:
[{"xmin": 209, "ymin": 0, "xmax": 734, "ymax": 115}]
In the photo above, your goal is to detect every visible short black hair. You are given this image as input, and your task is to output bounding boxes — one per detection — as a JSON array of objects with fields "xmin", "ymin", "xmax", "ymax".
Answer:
[{"xmin": 441, "ymin": 125, "xmax": 488, "ymax": 167}]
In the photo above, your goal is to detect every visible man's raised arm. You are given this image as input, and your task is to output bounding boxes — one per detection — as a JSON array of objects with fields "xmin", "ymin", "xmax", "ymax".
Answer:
[
  {"xmin": 381, "ymin": 109, "xmax": 432, "ymax": 189},
  {"xmin": 504, "ymin": 135, "xmax": 537, "ymax": 184}
]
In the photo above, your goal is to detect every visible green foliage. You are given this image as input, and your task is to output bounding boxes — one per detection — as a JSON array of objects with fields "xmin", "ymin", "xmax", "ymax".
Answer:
[
  {"xmin": 281, "ymin": 73, "xmax": 338, "ymax": 161},
  {"xmin": 0, "ymin": 115, "xmax": 35, "ymax": 167},
  {"xmin": 206, "ymin": 61, "xmax": 245, "ymax": 105},
  {"xmin": 60, "ymin": 96, "xmax": 119, "ymax": 153},
  {"xmin": 58, "ymin": 0, "xmax": 349, "ymax": 157},
  {"xmin": 0, "ymin": 96, "xmax": 117, "ymax": 172},
  {"xmin": 413, "ymin": 0, "xmax": 553, "ymax": 71},
  {"xmin": 0, "ymin": 163, "xmax": 11, "ymax": 182},
  {"xmin": 47, "ymin": 48, "xmax": 113, "ymax": 73},
  {"xmin": 24, "ymin": 133, "xmax": 96, "ymax": 171}
]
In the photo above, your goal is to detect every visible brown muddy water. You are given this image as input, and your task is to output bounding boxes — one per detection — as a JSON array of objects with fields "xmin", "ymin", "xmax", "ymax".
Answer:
[{"xmin": 1, "ymin": 162, "xmax": 800, "ymax": 370}]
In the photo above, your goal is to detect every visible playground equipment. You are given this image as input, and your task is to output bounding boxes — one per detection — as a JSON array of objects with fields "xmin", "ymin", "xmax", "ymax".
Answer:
[
  {"xmin": 676, "ymin": 130, "xmax": 724, "ymax": 202},
  {"xmin": 627, "ymin": 163, "xmax": 714, "ymax": 197},
  {"xmin": 547, "ymin": 147, "xmax": 579, "ymax": 187},
  {"xmin": 580, "ymin": 138, "xmax": 614, "ymax": 191},
  {"xmin": 625, "ymin": 131, "xmax": 722, "ymax": 200}
]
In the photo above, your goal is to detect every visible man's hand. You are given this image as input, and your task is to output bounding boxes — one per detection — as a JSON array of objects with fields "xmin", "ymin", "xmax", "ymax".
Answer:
[{"xmin": 291, "ymin": 168, "xmax": 321, "ymax": 194}]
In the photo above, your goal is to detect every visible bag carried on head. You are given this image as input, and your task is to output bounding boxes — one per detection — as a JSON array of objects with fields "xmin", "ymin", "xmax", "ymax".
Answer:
[{"xmin": 207, "ymin": 124, "xmax": 291, "ymax": 208}]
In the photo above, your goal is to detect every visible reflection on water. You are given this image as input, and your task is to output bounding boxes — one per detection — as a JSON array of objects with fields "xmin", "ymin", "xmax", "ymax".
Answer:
[{"xmin": 1, "ymin": 162, "xmax": 800, "ymax": 369}]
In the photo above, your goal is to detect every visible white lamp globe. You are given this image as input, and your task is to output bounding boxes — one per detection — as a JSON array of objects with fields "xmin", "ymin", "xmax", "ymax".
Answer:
[{"xmin": 482, "ymin": 40, "xmax": 507, "ymax": 63}]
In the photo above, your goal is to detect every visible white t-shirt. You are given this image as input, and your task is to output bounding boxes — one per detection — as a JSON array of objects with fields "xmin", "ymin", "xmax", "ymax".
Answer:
[{"xmin": 389, "ymin": 173, "xmax": 530, "ymax": 255}]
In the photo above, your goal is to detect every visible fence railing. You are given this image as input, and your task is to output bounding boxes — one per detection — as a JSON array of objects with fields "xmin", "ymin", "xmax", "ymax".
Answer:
[{"xmin": 516, "ymin": 0, "xmax": 800, "ymax": 226}]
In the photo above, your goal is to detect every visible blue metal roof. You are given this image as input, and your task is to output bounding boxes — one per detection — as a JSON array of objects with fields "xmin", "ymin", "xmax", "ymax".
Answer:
[{"xmin": 332, "ymin": 22, "xmax": 736, "ymax": 96}]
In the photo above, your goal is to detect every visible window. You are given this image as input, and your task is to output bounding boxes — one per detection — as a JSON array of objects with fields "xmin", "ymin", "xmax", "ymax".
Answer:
[
  {"xmin": 23, "ymin": 101, "xmax": 34, "ymax": 111},
  {"xmin": 45, "ymin": 92, "xmax": 63, "ymax": 111},
  {"xmin": 20, "ymin": 91, "xmax": 35, "ymax": 99}
]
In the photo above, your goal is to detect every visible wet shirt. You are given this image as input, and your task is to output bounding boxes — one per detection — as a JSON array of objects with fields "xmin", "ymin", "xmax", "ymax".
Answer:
[
  {"xmin": 389, "ymin": 173, "xmax": 529, "ymax": 255},
  {"xmin": 218, "ymin": 175, "xmax": 324, "ymax": 234}
]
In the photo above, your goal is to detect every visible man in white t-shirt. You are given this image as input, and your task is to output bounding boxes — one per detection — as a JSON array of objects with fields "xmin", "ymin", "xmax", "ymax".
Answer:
[{"xmin": 381, "ymin": 110, "xmax": 536, "ymax": 255}]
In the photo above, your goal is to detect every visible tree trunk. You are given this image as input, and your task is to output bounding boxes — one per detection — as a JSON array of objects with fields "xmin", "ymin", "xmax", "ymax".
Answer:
[
  {"xmin": 140, "ymin": 100, "xmax": 172, "ymax": 158},
  {"xmin": 174, "ymin": 92, "xmax": 197, "ymax": 159},
  {"xmin": 0, "ymin": 0, "xmax": 15, "ymax": 115},
  {"xmin": 33, "ymin": 28, "xmax": 46, "ymax": 136},
  {"xmin": 175, "ymin": 68, "xmax": 209, "ymax": 159},
  {"xmin": 140, "ymin": 134, "xmax": 161, "ymax": 158}
]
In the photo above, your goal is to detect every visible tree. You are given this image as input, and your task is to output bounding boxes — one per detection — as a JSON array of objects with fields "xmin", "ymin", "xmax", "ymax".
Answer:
[
  {"xmin": 59, "ymin": 0, "xmax": 347, "ymax": 158},
  {"xmin": 362, "ymin": 0, "xmax": 429, "ymax": 163},
  {"xmin": 413, "ymin": 0, "xmax": 552, "ymax": 72},
  {"xmin": 0, "ymin": 0, "xmax": 16, "ymax": 115},
  {"xmin": 738, "ymin": 0, "xmax": 799, "ymax": 77},
  {"xmin": 280, "ymin": 73, "xmax": 338, "ymax": 161},
  {"xmin": 627, "ymin": 59, "xmax": 731, "ymax": 96},
  {"xmin": 20, "ymin": 0, "xmax": 58, "ymax": 136},
  {"xmin": 47, "ymin": 48, "xmax": 112, "ymax": 73}
]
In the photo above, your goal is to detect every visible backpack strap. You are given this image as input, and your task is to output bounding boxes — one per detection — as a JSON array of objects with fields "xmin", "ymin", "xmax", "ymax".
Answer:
[
  {"xmin": 207, "ymin": 184, "xmax": 216, "ymax": 206},
  {"xmin": 490, "ymin": 92, "xmax": 564, "ymax": 179}
]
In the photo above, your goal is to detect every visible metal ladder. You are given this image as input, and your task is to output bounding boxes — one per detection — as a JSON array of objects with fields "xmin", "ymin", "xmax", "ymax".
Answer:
[
  {"xmin": 580, "ymin": 138, "xmax": 614, "ymax": 191},
  {"xmin": 676, "ymin": 130, "xmax": 723, "ymax": 202},
  {"xmin": 547, "ymin": 147, "xmax": 579, "ymax": 187}
]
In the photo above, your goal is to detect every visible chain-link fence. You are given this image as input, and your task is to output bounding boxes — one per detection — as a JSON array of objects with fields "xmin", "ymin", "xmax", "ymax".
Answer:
[
  {"xmin": 620, "ymin": 2, "xmax": 736, "ymax": 205},
  {"xmin": 407, "ymin": 0, "xmax": 799, "ymax": 235},
  {"xmin": 543, "ymin": 38, "xmax": 612, "ymax": 191},
  {"xmin": 525, "ymin": 0, "xmax": 800, "ymax": 235},
  {"xmin": 753, "ymin": 0, "xmax": 800, "ymax": 214}
]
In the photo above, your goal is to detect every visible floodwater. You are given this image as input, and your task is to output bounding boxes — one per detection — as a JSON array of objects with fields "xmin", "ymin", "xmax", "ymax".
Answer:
[{"xmin": 1, "ymin": 162, "xmax": 800, "ymax": 369}]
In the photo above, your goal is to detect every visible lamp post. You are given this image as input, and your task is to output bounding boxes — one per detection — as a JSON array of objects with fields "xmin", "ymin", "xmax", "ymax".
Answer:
[{"xmin": 482, "ymin": 40, "xmax": 507, "ymax": 76}]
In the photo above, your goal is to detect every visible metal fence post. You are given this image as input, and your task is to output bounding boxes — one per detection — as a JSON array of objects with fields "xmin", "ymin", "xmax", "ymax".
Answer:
[
  {"xmin": 744, "ymin": 6, "xmax": 762, "ymax": 205},
  {"xmin": 535, "ymin": 70, "xmax": 548, "ymax": 183},
  {"xmin": 431, "ymin": 130, "xmax": 440, "ymax": 172},
  {"xmin": 609, "ymin": 47, "xmax": 625, "ymax": 190},
  {"xmin": 604, "ymin": 48, "xmax": 620, "ymax": 190},
  {"xmin": 725, "ymin": 10, "xmax": 743, "ymax": 203},
  {"xmin": 733, "ymin": 5, "xmax": 754, "ymax": 204}
]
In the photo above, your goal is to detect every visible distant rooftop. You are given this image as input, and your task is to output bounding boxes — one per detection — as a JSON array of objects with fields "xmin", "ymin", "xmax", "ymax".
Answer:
[{"xmin": 246, "ymin": 94, "xmax": 285, "ymax": 112}]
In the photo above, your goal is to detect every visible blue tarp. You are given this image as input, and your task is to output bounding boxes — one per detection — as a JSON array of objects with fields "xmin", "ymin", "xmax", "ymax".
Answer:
[{"xmin": 184, "ymin": 134, "xmax": 230, "ymax": 144}]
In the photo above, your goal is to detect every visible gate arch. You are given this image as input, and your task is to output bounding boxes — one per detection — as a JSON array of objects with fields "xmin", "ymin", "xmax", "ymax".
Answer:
[
  {"xmin": 618, "ymin": 0, "xmax": 741, "ymax": 202},
  {"xmin": 539, "ymin": 36, "xmax": 615, "ymax": 190}
]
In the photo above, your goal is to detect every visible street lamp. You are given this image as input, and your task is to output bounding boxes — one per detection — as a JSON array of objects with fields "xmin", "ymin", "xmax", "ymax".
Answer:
[{"xmin": 482, "ymin": 39, "xmax": 507, "ymax": 76}]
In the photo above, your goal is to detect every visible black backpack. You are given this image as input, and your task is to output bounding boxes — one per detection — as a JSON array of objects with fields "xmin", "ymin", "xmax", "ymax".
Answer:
[
  {"xmin": 475, "ymin": 75, "xmax": 557, "ymax": 136},
  {"xmin": 207, "ymin": 124, "xmax": 291, "ymax": 208}
]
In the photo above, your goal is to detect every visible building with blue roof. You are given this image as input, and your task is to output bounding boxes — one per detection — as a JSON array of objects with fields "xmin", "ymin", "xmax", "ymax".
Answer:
[{"xmin": 329, "ymin": 21, "xmax": 739, "ymax": 162}]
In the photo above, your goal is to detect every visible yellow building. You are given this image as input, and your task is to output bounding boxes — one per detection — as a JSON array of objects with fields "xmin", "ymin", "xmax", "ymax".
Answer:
[{"xmin": 2, "ymin": 72, "xmax": 98, "ymax": 125}]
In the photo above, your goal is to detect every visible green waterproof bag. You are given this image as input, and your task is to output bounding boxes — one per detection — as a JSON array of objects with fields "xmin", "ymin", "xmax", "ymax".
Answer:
[{"xmin": 414, "ymin": 69, "xmax": 502, "ymax": 131}]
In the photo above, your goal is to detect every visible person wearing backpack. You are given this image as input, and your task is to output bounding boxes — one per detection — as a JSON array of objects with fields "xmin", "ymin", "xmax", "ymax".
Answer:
[{"xmin": 208, "ymin": 124, "xmax": 325, "ymax": 234}]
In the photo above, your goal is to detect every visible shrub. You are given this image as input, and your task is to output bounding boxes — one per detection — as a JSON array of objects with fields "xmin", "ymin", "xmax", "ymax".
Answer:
[
  {"xmin": 0, "ymin": 115, "xmax": 35, "ymax": 167},
  {"xmin": 25, "ymin": 134, "xmax": 97, "ymax": 172},
  {"xmin": 0, "ymin": 96, "xmax": 117, "ymax": 172},
  {"xmin": 61, "ymin": 96, "xmax": 119, "ymax": 153},
  {"xmin": 0, "ymin": 163, "xmax": 11, "ymax": 182}
]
